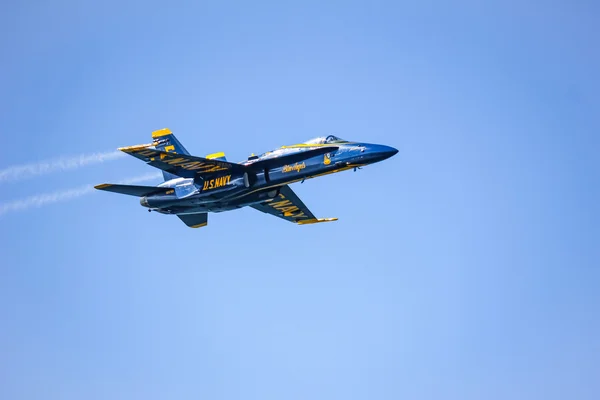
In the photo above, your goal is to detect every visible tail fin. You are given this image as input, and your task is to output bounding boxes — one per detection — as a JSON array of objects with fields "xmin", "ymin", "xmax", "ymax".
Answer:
[
  {"xmin": 206, "ymin": 152, "xmax": 228, "ymax": 162},
  {"xmin": 177, "ymin": 213, "xmax": 208, "ymax": 228},
  {"xmin": 152, "ymin": 128, "xmax": 191, "ymax": 181}
]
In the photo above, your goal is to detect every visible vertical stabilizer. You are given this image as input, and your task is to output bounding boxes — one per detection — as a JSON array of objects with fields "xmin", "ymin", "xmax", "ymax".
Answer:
[{"xmin": 151, "ymin": 128, "xmax": 191, "ymax": 181}]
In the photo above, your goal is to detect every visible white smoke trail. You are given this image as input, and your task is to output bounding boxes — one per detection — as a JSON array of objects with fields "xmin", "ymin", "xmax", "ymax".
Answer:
[
  {"xmin": 0, "ymin": 172, "xmax": 162, "ymax": 216},
  {"xmin": 0, "ymin": 150, "xmax": 126, "ymax": 183}
]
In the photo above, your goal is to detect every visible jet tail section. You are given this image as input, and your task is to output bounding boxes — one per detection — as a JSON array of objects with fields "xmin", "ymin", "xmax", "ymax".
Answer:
[
  {"xmin": 151, "ymin": 128, "xmax": 191, "ymax": 181},
  {"xmin": 206, "ymin": 152, "xmax": 227, "ymax": 162}
]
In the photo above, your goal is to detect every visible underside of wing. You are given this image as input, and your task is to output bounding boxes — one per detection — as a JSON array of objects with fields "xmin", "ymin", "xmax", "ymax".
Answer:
[
  {"xmin": 250, "ymin": 185, "xmax": 337, "ymax": 225},
  {"xmin": 119, "ymin": 146, "xmax": 245, "ymax": 178}
]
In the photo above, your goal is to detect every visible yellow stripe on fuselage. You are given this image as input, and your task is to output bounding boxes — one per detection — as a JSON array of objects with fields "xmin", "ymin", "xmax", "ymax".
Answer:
[{"xmin": 280, "ymin": 144, "xmax": 339, "ymax": 149}]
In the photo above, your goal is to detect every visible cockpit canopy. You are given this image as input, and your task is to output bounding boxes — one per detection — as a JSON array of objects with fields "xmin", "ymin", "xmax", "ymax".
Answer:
[{"xmin": 304, "ymin": 135, "xmax": 347, "ymax": 145}]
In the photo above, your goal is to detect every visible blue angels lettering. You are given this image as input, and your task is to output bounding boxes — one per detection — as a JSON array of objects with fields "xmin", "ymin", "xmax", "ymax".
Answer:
[
  {"xmin": 282, "ymin": 162, "xmax": 306, "ymax": 173},
  {"xmin": 95, "ymin": 129, "xmax": 398, "ymax": 228}
]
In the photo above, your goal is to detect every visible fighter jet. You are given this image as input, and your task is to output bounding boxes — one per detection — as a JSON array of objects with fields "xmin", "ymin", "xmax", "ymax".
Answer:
[{"xmin": 95, "ymin": 128, "xmax": 398, "ymax": 228}]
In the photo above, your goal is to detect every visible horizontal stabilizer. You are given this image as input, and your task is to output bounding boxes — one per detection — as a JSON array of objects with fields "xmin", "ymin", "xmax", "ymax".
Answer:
[
  {"xmin": 94, "ymin": 183, "xmax": 165, "ymax": 197},
  {"xmin": 177, "ymin": 213, "xmax": 208, "ymax": 228}
]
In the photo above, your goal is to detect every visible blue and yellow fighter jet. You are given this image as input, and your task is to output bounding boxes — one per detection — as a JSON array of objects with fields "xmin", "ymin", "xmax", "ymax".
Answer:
[{"xmin": 95, "ymin": 128, "xmax": 398, "ymax": 228}]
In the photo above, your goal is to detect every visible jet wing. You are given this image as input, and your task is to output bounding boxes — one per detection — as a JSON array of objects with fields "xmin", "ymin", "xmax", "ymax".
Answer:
[
  {"xmin": 250, "ymin": 185, "xmax": 337, "ymax": 225},
  {"xmin": 119, "ymin": 145, "xmax": 245, "ymax": 178}
]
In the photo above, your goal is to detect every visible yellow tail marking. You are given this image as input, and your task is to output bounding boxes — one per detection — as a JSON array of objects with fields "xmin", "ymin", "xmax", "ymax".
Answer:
[
  {"xmin": 152, "ymin": 128, "xmax": 172, "ymax": 138},
  {"xmin": 190, "ymin": 222, "xmax": 208, "ymax": 228},
  {"xmin": 206, "ymin": 152, "xmax": 226, "ymax": 160}
]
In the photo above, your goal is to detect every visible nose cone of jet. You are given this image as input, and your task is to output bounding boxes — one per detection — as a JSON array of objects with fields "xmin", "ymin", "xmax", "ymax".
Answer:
[
  {"xmin": 364, "ymin": 144, "xmax": 398, "ymax": 164},
  {"xmin": 379, "ymin": 145, "xmax": 398, "ymax": 161}
]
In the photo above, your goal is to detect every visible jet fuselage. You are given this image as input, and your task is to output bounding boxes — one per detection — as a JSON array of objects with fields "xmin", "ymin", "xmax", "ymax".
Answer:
[{"xmin": 140, "ymin": 142, "xmax": 397, "ymax": 214}]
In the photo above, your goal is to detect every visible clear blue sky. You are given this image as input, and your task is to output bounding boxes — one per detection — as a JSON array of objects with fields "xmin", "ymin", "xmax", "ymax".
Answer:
[{"xmin": 1, "ymin": 1, "xmax": 598, "ymax": 399}]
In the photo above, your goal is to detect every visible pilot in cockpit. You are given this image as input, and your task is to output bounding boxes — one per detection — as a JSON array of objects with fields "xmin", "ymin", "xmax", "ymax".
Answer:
[{"xmin": 304, "ymin": 135, "xmax": 347, "ymax": 145}]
